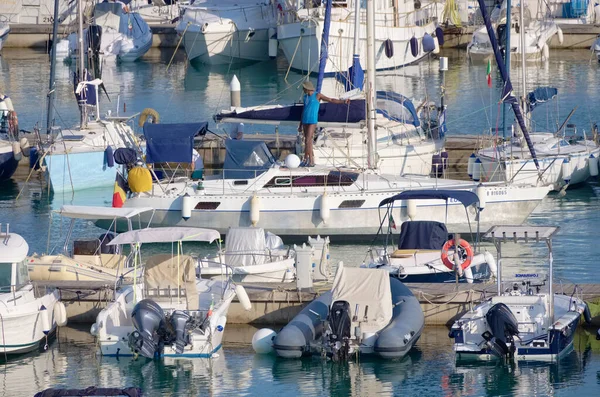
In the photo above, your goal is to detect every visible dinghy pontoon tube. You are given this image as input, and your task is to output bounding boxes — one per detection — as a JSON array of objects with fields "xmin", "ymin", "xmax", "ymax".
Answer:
[{"xmin": 273, "ymin": 265, "xmax": 424, "ymax": 360}]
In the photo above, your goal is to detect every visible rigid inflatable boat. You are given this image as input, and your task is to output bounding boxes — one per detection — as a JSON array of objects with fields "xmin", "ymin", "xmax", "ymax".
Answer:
[{"xmin": 273, "ymin": 264, "xmax": 424, "ymax": 361}]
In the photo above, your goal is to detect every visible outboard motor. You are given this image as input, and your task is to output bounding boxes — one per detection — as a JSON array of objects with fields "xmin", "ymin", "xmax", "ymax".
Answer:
[
  {"xmin": 483, "ymin": 303, "xmax": 519, "ymax": 359},
  {"xmin": 99, "ymin": 233, "xmax": 118, "ymax": 254},
  {"xmin": 327, "ymin": 300, "xmax": 351, "ymax": 362},
  {"xmin": 129, "ymin": 299, "xmax": 168, "ymax": 358},
  {"xmin": 169, "ymin": 310, "xmax": 191, "ymax": 355}
]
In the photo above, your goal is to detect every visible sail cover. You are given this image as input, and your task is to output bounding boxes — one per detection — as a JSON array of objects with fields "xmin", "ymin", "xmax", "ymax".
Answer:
[
  {"xmin": 376, "ymin": 91, "xmax": 420, "ymax": 127},
  {"xmin": 527, "ymin": 87, "xmax": 558, "ymax": 112},
  {"xmin": 144, "ymin": 122, "xmax": 208, "ymax": 163}
]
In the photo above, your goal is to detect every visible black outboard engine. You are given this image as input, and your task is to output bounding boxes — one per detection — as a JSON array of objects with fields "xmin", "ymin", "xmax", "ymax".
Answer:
[
  {"xmin": 99, "ymin": 233, "xmax": 118, "ymax": 254},
  {"xmin": 169, "ymin": 310, "xmax": 191, "ymax": 355},
  {"xmin": 483, "ymin": 303, "xmax": 519, "ymax": 359},
  {"xmin": 327, "ymin": 300, "xmax": 351, "ymax": 362},
  {"xmin": 129, "ymin": 299, "xmax": 168, "ymax": 358}
]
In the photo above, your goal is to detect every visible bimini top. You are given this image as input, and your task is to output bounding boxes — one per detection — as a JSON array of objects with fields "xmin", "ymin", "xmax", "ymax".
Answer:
[
  {"xmin": 108, "ymin": 227, "xmax": 221, "ymax": 245},
  {"xmin": 379, "ymin": 189, "xmax": 480, "ymax": 208},
  {"xmin": 144, "ymin": 122, "xmax": 208, "ymax": 164},
  {"xmin": 484, "ymin": 225, "xmax": 559, "ymax": 242},
  {"xmin": 57, "ymin": 205, "xmax": 154, "ymax": 220}
]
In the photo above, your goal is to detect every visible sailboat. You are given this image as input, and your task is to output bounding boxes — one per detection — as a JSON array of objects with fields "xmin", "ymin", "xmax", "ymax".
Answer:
[
  {"xmin": 473, "ymin": 0, "xmax": 600, "ymax": 191},
  {"xmin": 108, "ymin": 0, "xmax": 551, "ymax": 239},
  {"xmin": 0, "ymin": 23, "xmax": 9, "ymax": 52},
  {"xmin": 467, "ymin": 1, "xmax": 562, "ymax": 63},
  {"xmin": 0, "ymin": 94, "xmax": 23, "ymax": 182},
  {"xmin": 36, "ymin": 0, "xmax": 142, "ymax": 193}
]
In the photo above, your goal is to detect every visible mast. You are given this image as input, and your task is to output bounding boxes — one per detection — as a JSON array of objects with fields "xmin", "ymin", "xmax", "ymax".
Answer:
[
  {"xmin": 46, "ymin": 0, "xmax": 60, "ymax": 134},
  {"xmin": 316, "ymin": 0, "xmax": 332, "ymax": 92},
  {"xmin": 519, "ymin": 0, "xmax": 528, "ymax": 131},
  {"xmin": 353, "ymin": 0, "xmax": 360, "ymax": 55},
  {"xmin": 476, "ymin": 0, "xmax": 539, "ymax": 170},
  {"xmin": 502, "ymin": 0, "xmax": 511, "ymax": 140},
  {"xmin": 366, "ymin": 0, "xmax": 377, "ymax": 168},
  {"xmin": 77, "ymin": 0, "xmax": 87, "ymax": 128}
]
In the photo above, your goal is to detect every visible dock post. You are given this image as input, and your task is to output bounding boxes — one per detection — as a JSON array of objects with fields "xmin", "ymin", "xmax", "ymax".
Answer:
[{"xmin": 295, "ymin": 243, "xmax": 314, "ymax": 291}]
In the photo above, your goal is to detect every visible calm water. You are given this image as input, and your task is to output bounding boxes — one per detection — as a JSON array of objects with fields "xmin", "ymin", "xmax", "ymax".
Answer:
[{"xmin": 1, "ymin": 48, "xmax": 600, "ymax": 395}]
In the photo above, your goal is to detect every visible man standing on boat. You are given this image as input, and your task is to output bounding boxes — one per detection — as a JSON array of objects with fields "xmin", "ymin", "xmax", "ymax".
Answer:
[{"xmin": 298, "ymin": 81, "xmax": 349, "ymax": 166}]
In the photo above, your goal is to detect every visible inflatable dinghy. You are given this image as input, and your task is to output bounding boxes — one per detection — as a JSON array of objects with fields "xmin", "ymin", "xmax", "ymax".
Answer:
[{"xmin": 273, "ymin": 264, "xmax": 424, "ymax": 360}]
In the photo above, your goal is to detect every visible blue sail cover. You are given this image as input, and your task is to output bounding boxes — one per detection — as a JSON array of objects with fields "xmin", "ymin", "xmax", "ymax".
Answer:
[
  {"xmin": 336, "ymin": 55, "xmax": 365, "ymax": 91},
  {"xmin": 316, "ymin": 0, "xmax": 332, "ymax": 92},
  {"xmin": 376, "ymin": 91, "xmax": 420, "ymax": 127},
  {"xmin": 223, "ymin": 139, "xmax": 275, "ymax": 179},
  {"xmin": 73, "ymin": 69, "xmax": 97, "ymax": 106},
  {"xmin": 215, "ymin": 100, "xmax": 366, "ymax": 124},
  {"xmin": 476, "ymin": 0, "xmax": 540, "ymax": 170},
  {"xmin": 528, "ymin": 87, "xmax": 558, "ymax": 112},
  {"xmin": 144, "ymin": 122, "xmax": 208, "ymax": 163},
  {"xmin": 379, "ymin": 189, "xmax": 480, "ymax": 208}
]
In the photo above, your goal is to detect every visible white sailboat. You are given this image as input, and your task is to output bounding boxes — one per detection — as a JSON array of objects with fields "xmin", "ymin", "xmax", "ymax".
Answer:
[
  {"xmin": 0, "ymin": 23, "xmax": 9, "ymax": 52},
  {"xmin": 277, "ymin": 0, "xmax": 439, "ymax": 75},
  {"xmin": 176, "ymin": 0, "xmax": 279, "ymax": 64},
  {"xmin": 473, "ymin": 1, "xmax": 600, "ymax": 191}
]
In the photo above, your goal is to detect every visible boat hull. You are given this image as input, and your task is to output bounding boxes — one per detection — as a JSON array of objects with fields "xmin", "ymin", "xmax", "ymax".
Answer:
[
  {"xmin": 0, "ymin": 150, "xmax": 19, "ymax": 182},
  {"xmin": 44, "ymin": 150, "xmax": 117, "ymax": 192}
]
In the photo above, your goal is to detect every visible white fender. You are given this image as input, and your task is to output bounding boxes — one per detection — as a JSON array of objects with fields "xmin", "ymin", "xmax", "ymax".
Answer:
[
  {"xmin": 40, "ymin": 305, "xmax": 51, "ymax": 335},
  {"xmin": 433, "ymin": 37, "xmax": 440, "ymax": 54},
  {"xmin": 90, "ymin": 323, "xmax": 99, "ymax": 337},
  {"xmin": 407, "ymin": 199, "xmax": 417, "ymax": 221},
  {"xmin": 252, "ymin": 328, "xmax": 277, "ymax": 354},
  {"xmin": 561, "ymin": 158, "xmax": 572, "ymax": 183},
  {"xmin": 472, "ymin": 158, "xmax": 482, "ymax": 182},
  {"xmin": 268, "ymin": 27, "xmax": 278, "ymax": 58},
  {"xmin": 557, "ymin": 27, "xmax": 564, "ymax": 45},
  {"xmin": 589, "ymin": 154, "xmax": 599, "ymax": 177},
  {"xmin": 542, "ymin": 43, "xmax": 549, "ymax": 61},
  {"xmin": 12, "ymin": 142, "xmax": 22, "ymax": 161},
  {"xmin": 463, "ymin": 266, "xmax": 474, "ymax": 284},
  {"xmin": 484, "ymin": 250, "xmax": 497, "ymax": 278},
  {"xmin": 235, "ymin": 284, "xmax": 252, "ymax": 311},
  {"xmin": 319, "ymin": 192, "xmax": 330, "ymax": 224},
  {"xmin": 19, "ymin": 137, "xmax": 30, "ymax": 156},
  {"xmin": 467, "ymin": 153, "xmax": 476, "ymax": 177},
  {"xmin": 476, "ymin": 184, "xmax": 486, "ymax": 210},
  {"xmin": 181, "ymin": 193, "xmax": 192, "ymax": 221},
  {"xmin": 55, "ymin": 301, "xmax": 68, "ymax": 327},
  {"xmin": 250, "ymin": 195, "xmax": 260, "ymax": 226}
]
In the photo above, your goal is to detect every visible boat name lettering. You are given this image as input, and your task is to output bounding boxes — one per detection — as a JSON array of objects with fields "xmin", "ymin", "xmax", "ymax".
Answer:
[
  {"xmin": 515, "ymin": 273, "xmax": 538, "ymax": 278},
  {"xmin": 489, "ymin": 189, "xmax": 507, "ymax": 196}
]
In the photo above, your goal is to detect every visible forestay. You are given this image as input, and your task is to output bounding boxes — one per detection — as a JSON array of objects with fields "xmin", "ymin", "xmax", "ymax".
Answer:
[{"xmin": 331, "ymin": 265, "xmax": 392, "ymax": 333}]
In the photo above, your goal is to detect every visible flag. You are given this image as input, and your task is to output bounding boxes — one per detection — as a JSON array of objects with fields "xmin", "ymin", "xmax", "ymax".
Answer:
[
  {"xmin": 486, "ymin": 59, "xmax": 492, "ymax": 88},
  {"xmin": 389, "ymin": 214, "xmax": 397, "ymax": 230},
  {"xmin": 112, "ymin": 172, "xmax": 128, "ymax": 208}
]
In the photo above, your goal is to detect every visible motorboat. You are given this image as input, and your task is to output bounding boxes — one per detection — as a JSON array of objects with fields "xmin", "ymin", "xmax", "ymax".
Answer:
[
  {"xmin": 198, "ymin": 227, "xmax": 330, "ymax": 283},
  {"xmin": 56, "ymin": 2, "xmax": 152, "ymax": 62},
  {"xmin": 472, "ymin": 0, "xmax": 600, "ymax": 191},
  {"xmin": 368, "ymin": 189, "xmax": 497, "ymax": 284},
  {"xmin": 270, "ymin": 263, "xmax": 424, "ymax": 360},
  {"xmin": 0, "ymin": 94, "xmax": 25, "ymax": 182},
  {"xmin": 109, "ymin": 124, "xmax": 550, "ymax": 238},
  {"xmin": 0, "ymin": 23, "xmax": 9, "ymax": 52},
  {"xmin": 176, "ymin": 0, "xmax": 278, "ymax": 64},
  {"xmin": 467, "ymin": 1, "xmax": 561, "ymax": 62},
  {"xmin": 277, "ymin": 0, "xmax": 440, "ymax": 75},
  {"xmin": 92, "ymin": 227, "xmax": 252, "ymax": 358},
  {"xmin": 0, "ymin": 224, "xmax": 67, "ymax": 355},
  {"xmin": 592, "ymin": 35, "xmax": 600, "ymax": 62},
  {"xmin": 28, "ymin": 205, "xmax": 154, "ymax": 283},
  {"xmin": 450, "ymin": 225, "xmax": 592, "ymax": 361}
]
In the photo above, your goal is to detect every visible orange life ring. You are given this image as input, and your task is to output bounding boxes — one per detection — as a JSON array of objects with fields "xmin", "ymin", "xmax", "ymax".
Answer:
[{"xmin": 441, "ymin": 238, "xmax": 473, "ymax": 271}]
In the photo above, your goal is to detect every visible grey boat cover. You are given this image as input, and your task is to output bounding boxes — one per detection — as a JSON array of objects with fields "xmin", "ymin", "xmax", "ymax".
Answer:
[
  {"xmin": 144, "ymin": 254, "xmax": 199, "ymax": 310},
  {"xmin": 225, "ymin": 227, "xmax": 267, "ymax": 267},
  {"xmin": 331, "ymin": 264, "xmax": 392, "ymax": 333}
]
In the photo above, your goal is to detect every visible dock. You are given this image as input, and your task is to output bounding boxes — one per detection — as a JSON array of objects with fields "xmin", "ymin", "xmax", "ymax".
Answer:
[{"xmin": 35, "ymin": 280, "xmax": 600, "ymax": 327}]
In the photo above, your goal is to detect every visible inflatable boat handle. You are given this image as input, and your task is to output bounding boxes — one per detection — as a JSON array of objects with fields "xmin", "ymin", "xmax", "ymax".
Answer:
[
  {"xmin": 308, "ymin": 309, "xmax": 321, "ymax": 319},
  {"xmin": 363, "ymin": 305, "xmax": 369, "ymax": 322},
  {"xmin": 393, "ymin": 299, "xmax": 406, "ymax": 307}
]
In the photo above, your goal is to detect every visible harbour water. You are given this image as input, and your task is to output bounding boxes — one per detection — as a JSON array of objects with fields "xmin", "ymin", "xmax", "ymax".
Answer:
[{"xmin": 1, "ymin": 48, "xmax": 600, "ymax": 395}]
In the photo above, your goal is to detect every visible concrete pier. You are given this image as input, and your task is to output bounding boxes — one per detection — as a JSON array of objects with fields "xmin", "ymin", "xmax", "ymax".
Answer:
[{"xmin": 35, "ymin": 280, "xmax": 600, "ymax": 327}]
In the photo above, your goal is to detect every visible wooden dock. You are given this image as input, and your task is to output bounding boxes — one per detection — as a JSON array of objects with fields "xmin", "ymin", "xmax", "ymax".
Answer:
[{"xmin": 35, "ymin": 280, "xmax": 600, "ymax": 327}]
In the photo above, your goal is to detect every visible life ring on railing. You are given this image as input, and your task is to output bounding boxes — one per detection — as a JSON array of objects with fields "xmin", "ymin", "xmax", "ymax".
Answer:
[
  {"xmin": 138, "ymin": 108, "xmax": 160, "ymax": 127},
  {"xmin": 441, "ymin": 238, "xmax": 473, "ymax": 271}
]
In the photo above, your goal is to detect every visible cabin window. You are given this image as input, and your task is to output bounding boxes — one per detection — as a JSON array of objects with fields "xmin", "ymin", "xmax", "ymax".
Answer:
[
  {"xmin": 194, "ymin": 202, "xmax": 221, "ymax": 210},
  {"xmin": 16, "ymin": 260, "xmax": 29, "ymax": 287},
  {"xmin": 338, "ymin": 200, "xmax": 365, "ymax": 208},
  {"xmin": 0, "ymin": 263, "xmax": 12, "ymax": 292},
  {"xmin": 274, "ymin": 177, "xmax": 291, "ymax": 186},
  {"xmin": 233, "ymin": 180, "xmax": 249, "ymax": 186},
  {"xmin": 551, "ymin": 140, "xmax": 570, "ymax": 149}
]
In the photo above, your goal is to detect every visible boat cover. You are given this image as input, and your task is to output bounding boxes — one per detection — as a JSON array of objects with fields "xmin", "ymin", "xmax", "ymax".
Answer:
[
  {"xmin": 223, "ymin": 140, "xmax": 275, "ymax": 179},
  {"xmin": 331, "ymin": 265, "xmax": 392, "ymax": 333},
  {"xmin": 527, "ymin": 87, "xmax": 558, "ymax": 112},
  {"xmin": 379, "ymin": 189, "xmax": 480, "ymax": 208},
  {"xmin": 144, "ymin": 254, "xmax": 199, "ymax": 310},
  {"xmin": 34, "ymin": 387, "xmax": 142, "ymax": 397},
  {"xmin": 144, "ymin": 122, "xmax": 208, "ymax": 163},
  {"xmin": 108, "ymin": 227, "xmax": 220, "ymax": 245},
  {"xmin": 397, "ymin": 221, "xmax": 448, "ymax": 250},
  {"xmin": 225, "ymin": 227, "xmax": 267, "ymax": 267}
]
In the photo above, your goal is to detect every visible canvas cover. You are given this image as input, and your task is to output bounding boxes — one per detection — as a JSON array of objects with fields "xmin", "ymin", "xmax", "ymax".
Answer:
[
  {"xmin": 224, "ymin": 227, "xmax": 267, "ymax": 267},
  {"xmin": 330, "ymin": 265, "xmax": 392, "ymax": 333},
  {"xmin": 94, "ymin": 3, "xmax": 122, "ymax": 32},
  {"xmin": 397, "ymin": 221, "xmax": 448, "ymax": 250},
  {"xmin": 144, "ymin": 122, "xmax": 208, "ymax": 164},
  {"xmin": 144, "ymin": 254, "xmax": 198, "ymax": 310},
  {"xmin": 223, "ymin": 140, "xmax": 275, "ymax": 179}
]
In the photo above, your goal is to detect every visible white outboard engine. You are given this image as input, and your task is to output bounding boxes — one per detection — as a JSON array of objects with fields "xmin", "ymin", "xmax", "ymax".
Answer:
[
  {"xmin": 170, "ymin": 310, "xmax": 191, "ymax": 355},
  {"xmin": 129, "ymin": 299, "xmax": 167, "ymax": 359},
  {"xmin": 326, "ymin": 301, "xmax": 352, "ymax": 362},
  {"xmin": 482, "ymin": 303, "xmax": 519, "ymax": 359}
]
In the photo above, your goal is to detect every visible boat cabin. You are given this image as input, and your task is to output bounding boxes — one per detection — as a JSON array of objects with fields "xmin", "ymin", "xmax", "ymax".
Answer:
[{"xmin": 0, "ymin": 226, "xmax": 31, "ymax": 295}]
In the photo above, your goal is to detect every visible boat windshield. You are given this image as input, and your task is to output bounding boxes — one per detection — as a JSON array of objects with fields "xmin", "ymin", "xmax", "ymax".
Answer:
[{"xmin": 0, "ymin": 263, "xmax": 12, "ymax": 292}]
